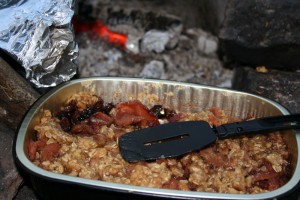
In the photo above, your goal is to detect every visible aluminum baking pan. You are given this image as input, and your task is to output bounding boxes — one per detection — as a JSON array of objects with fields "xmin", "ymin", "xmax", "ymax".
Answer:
[{"xmin": 14, "ymin": 77, "xmax": 300, "ymax": 200}]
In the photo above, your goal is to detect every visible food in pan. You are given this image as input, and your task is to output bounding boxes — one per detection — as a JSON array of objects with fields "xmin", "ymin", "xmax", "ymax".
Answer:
[{"xmin": 28, "ymin": 92, "xmax": 291, "ymax": 194}]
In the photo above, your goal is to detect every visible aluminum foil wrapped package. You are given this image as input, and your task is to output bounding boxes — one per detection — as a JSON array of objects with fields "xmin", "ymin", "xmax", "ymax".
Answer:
[{"xmin": 0, "ymin": 0, "xmax": 78, "ymax": 87}]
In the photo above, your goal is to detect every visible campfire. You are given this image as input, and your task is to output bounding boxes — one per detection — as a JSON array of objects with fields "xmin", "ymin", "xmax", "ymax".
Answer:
[{"xmin": 73, "ymin": 1, "xmax": 233, "ymax": 88}]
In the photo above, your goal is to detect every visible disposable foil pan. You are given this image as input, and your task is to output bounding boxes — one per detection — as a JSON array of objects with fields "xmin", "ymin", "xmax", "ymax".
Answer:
[{"xmin": 14, "ymin": 77, "xmax": 300, "ymax": 200}]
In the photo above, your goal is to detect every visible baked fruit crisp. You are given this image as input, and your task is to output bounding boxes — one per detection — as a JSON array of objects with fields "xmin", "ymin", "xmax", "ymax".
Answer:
[{"xmin": 28, "ymin": 92, "xmax": 291, "ymax": 194}]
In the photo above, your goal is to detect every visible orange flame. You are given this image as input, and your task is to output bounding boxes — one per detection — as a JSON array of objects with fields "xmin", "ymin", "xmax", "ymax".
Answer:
[{"xmin": 73, "ymin": 18, "xmax": 128, "ymax": 48}]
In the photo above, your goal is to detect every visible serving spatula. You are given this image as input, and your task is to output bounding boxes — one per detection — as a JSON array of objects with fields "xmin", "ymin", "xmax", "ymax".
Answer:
[{"xmin": 118, "ymin": 113, "xmax": 300, "ymax": 162}]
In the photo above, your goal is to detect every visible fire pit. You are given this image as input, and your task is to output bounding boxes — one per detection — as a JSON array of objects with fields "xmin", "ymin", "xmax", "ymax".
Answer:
[{"xmin": 73, "ymin": 1, "xmax": 232, "ymax": 88}]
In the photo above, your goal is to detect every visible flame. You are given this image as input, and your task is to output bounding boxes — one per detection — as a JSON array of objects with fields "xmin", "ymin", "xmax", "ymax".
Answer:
[{"xmin": 72, "ymin": 18, "xmax": 128, "ymax": 48}]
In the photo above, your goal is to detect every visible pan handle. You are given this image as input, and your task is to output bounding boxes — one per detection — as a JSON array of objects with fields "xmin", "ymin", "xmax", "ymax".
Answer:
[{"xmin": 215, "ymin": 113, "xmax": 300, "ymax": 139}]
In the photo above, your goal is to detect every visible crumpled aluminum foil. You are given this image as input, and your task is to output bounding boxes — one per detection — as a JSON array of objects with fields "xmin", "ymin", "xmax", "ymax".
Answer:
[{"xmin": 0, "ymin": 0, "xmax": 78, "ymax": 87}]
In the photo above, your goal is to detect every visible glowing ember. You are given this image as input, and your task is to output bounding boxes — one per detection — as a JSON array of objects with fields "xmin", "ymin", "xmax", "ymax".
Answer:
[{"xmin": 73, "ymin": 18, "xmax": 128, "ymax": 48}]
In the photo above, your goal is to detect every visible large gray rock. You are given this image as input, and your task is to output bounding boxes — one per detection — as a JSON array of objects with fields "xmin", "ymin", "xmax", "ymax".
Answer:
[
  {"xmin": 0, "ymin": 54, "xmax": 40, "ymax": 131},
  {"xmin": 14, "ymin": 185, "xmax": 39, "ymax": 200},
  {"xmin": 232, "ymin": 67, "xmax": 300, "ymax": 113},
  {"xmin": 0, "ymin": 123, "xmax": 23, "ymax": 200},
  {"xmin": 219, "ymin": 0, "xmax": 300, "ymax": 70}
]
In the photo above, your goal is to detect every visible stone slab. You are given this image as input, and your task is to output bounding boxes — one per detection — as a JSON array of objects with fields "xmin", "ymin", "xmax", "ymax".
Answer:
[
  {"xmin": 232, "ymin": 67, "xmax": 300, "ymax": 113},
  {"xmin": 0, "ymin": 53, "xmax": 40, "ymax": 131},
  {"xmin": 0, "ymin": 123, "xmax": 23, "ymax": 200},
  {"xmin": 219, "ymin": 0, "xmax": 300, "ymax": 70}
]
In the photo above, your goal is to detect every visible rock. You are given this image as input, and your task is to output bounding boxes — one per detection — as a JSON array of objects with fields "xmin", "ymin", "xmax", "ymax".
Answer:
[
  {"xmin": 197, "ymin": 34, "xmax": 218, "ymax": 55},
  {"xmin": 0, "ymin": 122, "xmax": 23, "ymax": 200},
  {"xmin": 219, "ymin": 0, "xmax": 300, "ymax": 70},
  {"xmin": 196, "ymin": 0, "xmax": 228, "ymax": 35},
  {"xmin": 232, "ymin": 67, "xmax": 300, "ymax": 113},
  {"xmin": 188, "ymin": 29, "xmax": 218, "ymax": 55},
  {"xmin": 140, "ymin": 30, "xmax": 179, "ymax": 53},
  {"xmin": 0, "ymin": 54, "xmax": 40, "ymax": 131},
  {"xmin": 140, "ymin": 60, "xmax": 165, "ymax": 79},
  {"xmin": 14, "ymin": 185, "xmax": 39, "ymax": 200}
]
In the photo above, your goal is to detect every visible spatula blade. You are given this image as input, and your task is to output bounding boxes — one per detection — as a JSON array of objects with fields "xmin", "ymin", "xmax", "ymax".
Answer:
[{"xmin": 118, "ymin": 121, "xmax": 217, "ymax": 162}]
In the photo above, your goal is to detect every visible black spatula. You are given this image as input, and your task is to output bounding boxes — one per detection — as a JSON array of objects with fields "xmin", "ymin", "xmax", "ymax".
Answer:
[{"xmin": 118, "ymin": 113, "xmax": 300, "ymax": 162}]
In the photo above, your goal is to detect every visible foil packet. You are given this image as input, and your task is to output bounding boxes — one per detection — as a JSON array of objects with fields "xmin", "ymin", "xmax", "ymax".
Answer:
[{"xmin": 0, "ymin": 0, "xmax": 78, "ymax": 87}]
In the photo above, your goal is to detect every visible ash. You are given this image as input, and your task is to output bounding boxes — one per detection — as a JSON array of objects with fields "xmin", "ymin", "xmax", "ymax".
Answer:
[{"xmin": 75, "ymin": 7, "xmax": 233, "ymax": 88}]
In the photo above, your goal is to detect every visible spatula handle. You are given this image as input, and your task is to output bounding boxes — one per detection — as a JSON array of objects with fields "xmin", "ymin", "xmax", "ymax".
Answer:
[{"xmin": 215, "ymin": 113, "xmax": 300, "ymax": 139}]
